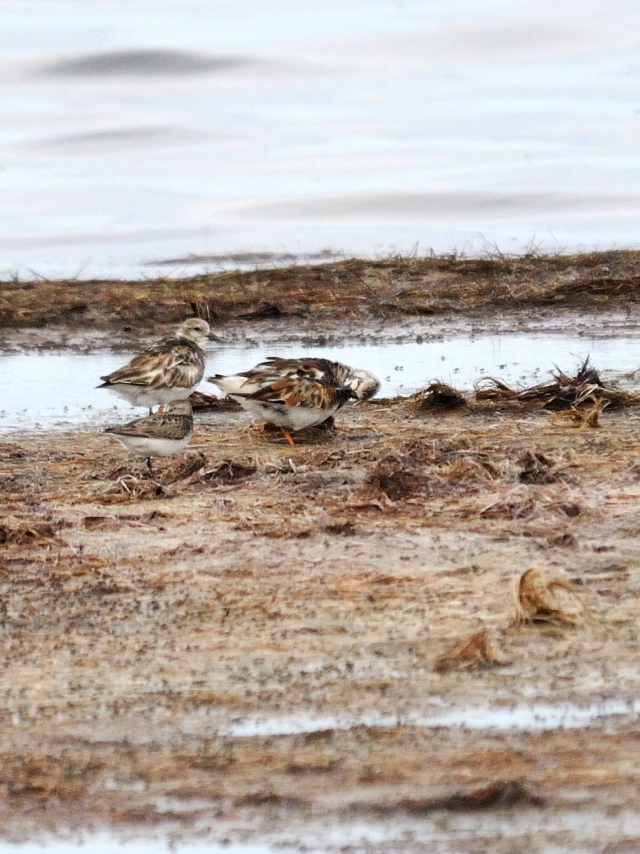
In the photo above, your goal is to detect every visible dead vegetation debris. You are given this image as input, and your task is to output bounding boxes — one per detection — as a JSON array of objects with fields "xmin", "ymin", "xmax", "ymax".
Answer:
[
  {"xmin": 161, "ymin": 452, "xmax": 207, "ymax": 484},
  {"xmin": 370, "ymin": 779, "xmax": 544, "ymax": 815},
  {"xmin": 547, "ymin": 532, "xmax": 578, "ymax": 549},
  {"xmin": 0, "ymin": 522, "xmax": 63, "ymax": 545},
  {"xmin": 94, "ymin": 474, "xmax": 172, "ymax": 504},
  {"xmin": 518, "ymin": 450, "xmax": 561, "ymax": 484},
  {"xmin": 366, "ymin": 461, "xmax": 430, "ymax": 501},
  {"xmin": 513, "ymin": 568, "xmax": 585, "ymax": 627},
  {"xmin": 441, "ymin": 455, "xmax": 497, "ymax": 483},
  {"xmin": 553, "ymin": 398, "xmax": 610, "ymax": 429},
  {"xmin": 1, "ymin": 345, "xmax": 639, "ymax": 841},
  {"xmin": 187, "ymin": 391, "xmax": 243, "ymax": 412},
  {"xmin": 322, "ymin": 521, "xmax": 357, "ymax": 536},
  {"xmin": 434, "ymin": 628, "xmax": 508, "ymax": 672},
  {"xmin": 0, "ymin": 443, "xmax": 26, "ymax": 459},
  {"xmin": 480, "ymin": 489, "xmax": 584, "ymax": 522},
  {"xmin": 7, "ymin": 250, "xmax": 640, "ymax": 330},
  {"xmin": 412, "ymin": 382, "xmax": 467, "ymax": 410},
  {"xmin": 476, "ymin": 358, "xmax": 639, "ymax": 412},
  {"xmin": 200, "ymin": 459, "xmax": 258, "ymax": 486}
]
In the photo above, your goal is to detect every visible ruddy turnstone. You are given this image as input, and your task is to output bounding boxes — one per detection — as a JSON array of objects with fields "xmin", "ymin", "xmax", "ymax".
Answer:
[
  {"xmin": 98, "ymin": 318, "xmax": 213, "ymax": 412},
  {"xmin": 104, "ymin": 399, "xmax": 193, "ymax": 471},
  {"xmin": 208, "ymin": 356, "xmax": 378, "ymax": 445}
]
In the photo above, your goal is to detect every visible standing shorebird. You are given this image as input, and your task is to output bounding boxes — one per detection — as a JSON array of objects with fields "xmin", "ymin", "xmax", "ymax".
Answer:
[
  {"xmin": 208, "ymin": 357, "xmax": 379, "ymax": 445},
  {"xmin": 104, "ymin": 399, "xmax": 194, "ymax": 473},
  {"xmin": 98, "ymin": 318, "xmax": 214, "ymax": 413}
]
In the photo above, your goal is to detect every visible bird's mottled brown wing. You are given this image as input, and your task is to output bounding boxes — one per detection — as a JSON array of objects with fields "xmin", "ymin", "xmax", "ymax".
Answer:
[
  {"xmin": 100, "ymin": 338, "xmax": 204, "ymax": 389},
  {"xmin": 243, "ymin": 375, "xmax": 342, "ymax": 410},
  {"xmin": 105, "ymin": 408, "xmax": 193, "ymax": 440},
  {"xmin": 245, "ymin": 357, "xmax": 339, "ymax": 383}
]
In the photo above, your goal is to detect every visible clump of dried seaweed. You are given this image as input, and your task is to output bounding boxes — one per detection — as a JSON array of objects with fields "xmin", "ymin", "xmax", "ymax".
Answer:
[
  {"xmin": 441, "ymin": 456, "xmax": 497, "ymax": 483},
  {"xmin": 480, "ymin": 488, "xmax": 583, "ymax": 521},
  {"xmin": 389, "ymin": 779, "xmax": 544, "ymax": 814},
  {"xmin": 0, "ymin": 522, "xmax": 62, "ymax": 546},
  {"xmin": 513, "ymin": 568, "xmax": 584, "ymax": 627},
  {"xmin": 161, "ymin": 451, "xmax": 207, "ymax": 484},
  {"xmin": 367, "ymin": 461, "xmax": 427, "ymax": 500},
  {"xmin": 188, "ymin": 391, "xmax": 242, "ymax": 412},
  {"xmin": 200, "ymin": 459, "xmax": 258, "ymax": 486},
  {"xmin": 476, "ymin": 358, "xmax": 640, "ymax": 411},
  {"xmin": 412, "ymin": 382, "xmax": 467, "ymax": 410},
  {"xmin": 518, "ymin": 450, "xmax": 561, "ymax": 484},
  {"xmin": 434, "ymin": 628, "xmax": 508, "ymax": 672},
  {"xmin": 95, "ymin": 474, "xmax": 172, "ymax": 504},
  {"xmin": 553, "ymin": 398, "xmax": 610, "ymax": 429}
]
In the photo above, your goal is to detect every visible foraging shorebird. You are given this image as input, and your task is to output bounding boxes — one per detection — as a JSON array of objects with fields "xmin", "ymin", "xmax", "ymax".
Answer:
[
  {"xmin": 104, "ymin": 399, "xmax": 193, "ymax": 472},
  {"xmin": 208, "ymin": 356, "xmax": 379, "ymax": 445},
  {"xmin": 98, "ymin": 318, "xmax": 214, "ymax": 412}
]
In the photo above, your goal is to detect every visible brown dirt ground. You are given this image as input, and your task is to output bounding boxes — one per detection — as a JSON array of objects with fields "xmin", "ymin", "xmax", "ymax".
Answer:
[{"xmin": 2, "ymin": 391, "xmax": 640, "ymax": 849}]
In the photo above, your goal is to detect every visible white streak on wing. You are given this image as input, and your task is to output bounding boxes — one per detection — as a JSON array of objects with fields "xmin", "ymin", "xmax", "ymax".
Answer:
[{"xmin": 210, "ymin": 375, "xmax": 261, "ymax": 395}]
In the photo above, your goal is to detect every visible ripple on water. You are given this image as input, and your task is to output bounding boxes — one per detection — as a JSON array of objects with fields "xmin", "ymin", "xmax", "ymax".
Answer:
[{"xmin": 42, "ymin": 50, "xmax": 248, "ymax": 77}]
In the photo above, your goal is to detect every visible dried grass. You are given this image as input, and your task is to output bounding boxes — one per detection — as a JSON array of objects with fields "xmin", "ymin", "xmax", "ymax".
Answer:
[
  {"xmin": 518, "ymin": 450, "xmax": 561, "ymax": 484},
  {"xmin": 412, "ymin": 382, "xmax": 467, "ymax": 410},
  {"xmin": 393, "ymin": 779, "xmax": 544, "ymax": 813},
  {"xmin": 93, "ymin": 474, "xmax": 172, "ymax": 504},
  {"xmin": 161, "ymin": 451, "xmax": 207, "ymax": 484},
  {"xmin": 7, "ymin": 250, "xmax": 640, "ymax": 330},
  {"xmin": 513, "ymin": 568, "xmax": 585, "ymax": 627},
  {"xmin": 366, "ymin": 461, "xmax": 429, "ymax": 500},
  {"xmin": 480, "ymin": 488, "xmax": 584, "ymax": 522},
  {"xmin": 476, "ymin": 358, "xmax": 640, "ymax": 411},
  {"xmin": 441, "ymin": 457, "xmax": 495, "ymax": 483},
  {"xmin": 200, "ymin": 459, "xmax": 258, "ymax": 486},
  {"xmin": 553, "ymin": 398, "xmax": 610, "ymax": 429},
  {"xmin": 434, "ymin": 628, "xmax": 508, "ymax": 672},
  {"xmin": 0, "ymin": 522, "xmax": 61, "ymax": 545}
]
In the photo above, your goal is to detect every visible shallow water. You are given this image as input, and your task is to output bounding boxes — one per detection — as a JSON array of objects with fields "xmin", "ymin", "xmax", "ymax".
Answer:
[
  {"xmin": 0, "ymin": 839, "xmax": 276, "ymax": 854},
  {"xmin": 7, "ymin": 810, "xmax": 640, "ymax": 853},
  {"xmin": 2, "ymin": 331, "xmax": 640, "ymax": 431},
  {"xmin": 225, "ymin": 697, "xmax": 640, "ymax": 738},
  {"xmin": 3, "ymin": 0, "xmax": 640, "ymax": 279}
]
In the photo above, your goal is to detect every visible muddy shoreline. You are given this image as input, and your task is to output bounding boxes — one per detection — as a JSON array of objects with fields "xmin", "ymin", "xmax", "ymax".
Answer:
[
  {"xmin": 2, "ymin": 395, "xmax": 640, "ymax": 850},
  {"xmin": 2, "ymin": 256, "xmax": 640, "ymax": 851},
  {"xmin": 3, "ymin": 250, "xmax": 640, "ymax": 341}
]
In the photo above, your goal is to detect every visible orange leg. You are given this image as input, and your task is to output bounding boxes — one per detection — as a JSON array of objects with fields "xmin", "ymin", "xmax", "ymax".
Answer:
[{"xmin": 281, "ymin": 428, "xmax": 295, "ymax": 446}]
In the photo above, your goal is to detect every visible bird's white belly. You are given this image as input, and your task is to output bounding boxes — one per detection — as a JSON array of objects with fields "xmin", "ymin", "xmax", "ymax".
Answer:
[
  {"xmin": 111, "ymin": 433, "xmax": 192, "ymax": 457},
  {"xmin": 105, "ymin": 384, "xmax": 196, "ymax": 407},
  {"xmin": 238, "ymin": 398, "xmax": 337, "ymax": 430}
]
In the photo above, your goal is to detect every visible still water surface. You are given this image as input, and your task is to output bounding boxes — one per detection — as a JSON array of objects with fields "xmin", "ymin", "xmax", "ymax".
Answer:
[
  {"xmin": 3, "ymin": 0, "xmax": 640, "ymax": 278},
  {"xmin": 1, "ymin": 331, "xmax": 640, "ymax": 431}
]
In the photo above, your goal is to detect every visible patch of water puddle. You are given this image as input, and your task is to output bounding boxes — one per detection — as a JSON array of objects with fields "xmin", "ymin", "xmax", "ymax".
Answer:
[
  {"xmin": 224, "ymin": 697, "xmax": 640, "ymax": 738},
  {"xmin": 0, "ymin": 838, "xmax": 275, "ymax": 854},
  {"xmin": 7, "ymin": 809, "xmax": 640, "ymax": 854},
  {"xmin": 2, "ymin": 332, "xmax": 640, "ymax": 432}
]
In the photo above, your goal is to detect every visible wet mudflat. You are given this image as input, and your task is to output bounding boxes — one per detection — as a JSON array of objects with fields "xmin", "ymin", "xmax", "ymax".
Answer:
[
  {"xmin": 4, "ymin": 253, "xmax": 640, "ymax": 850},
  {"xmin": 2, "ymin": 383, "xmax": 640, "ymax": 852}
]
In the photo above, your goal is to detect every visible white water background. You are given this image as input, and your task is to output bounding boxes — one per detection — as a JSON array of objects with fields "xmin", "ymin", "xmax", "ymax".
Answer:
[{"xmin": 3, "ymin": 0, "xmax": 640, "ymax": 279}]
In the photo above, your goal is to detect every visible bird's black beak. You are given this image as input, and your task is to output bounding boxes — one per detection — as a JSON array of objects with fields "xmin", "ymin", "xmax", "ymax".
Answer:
[{"xmin": 208, "ymin": 333, "xmax": 224, "ymax": 342}]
